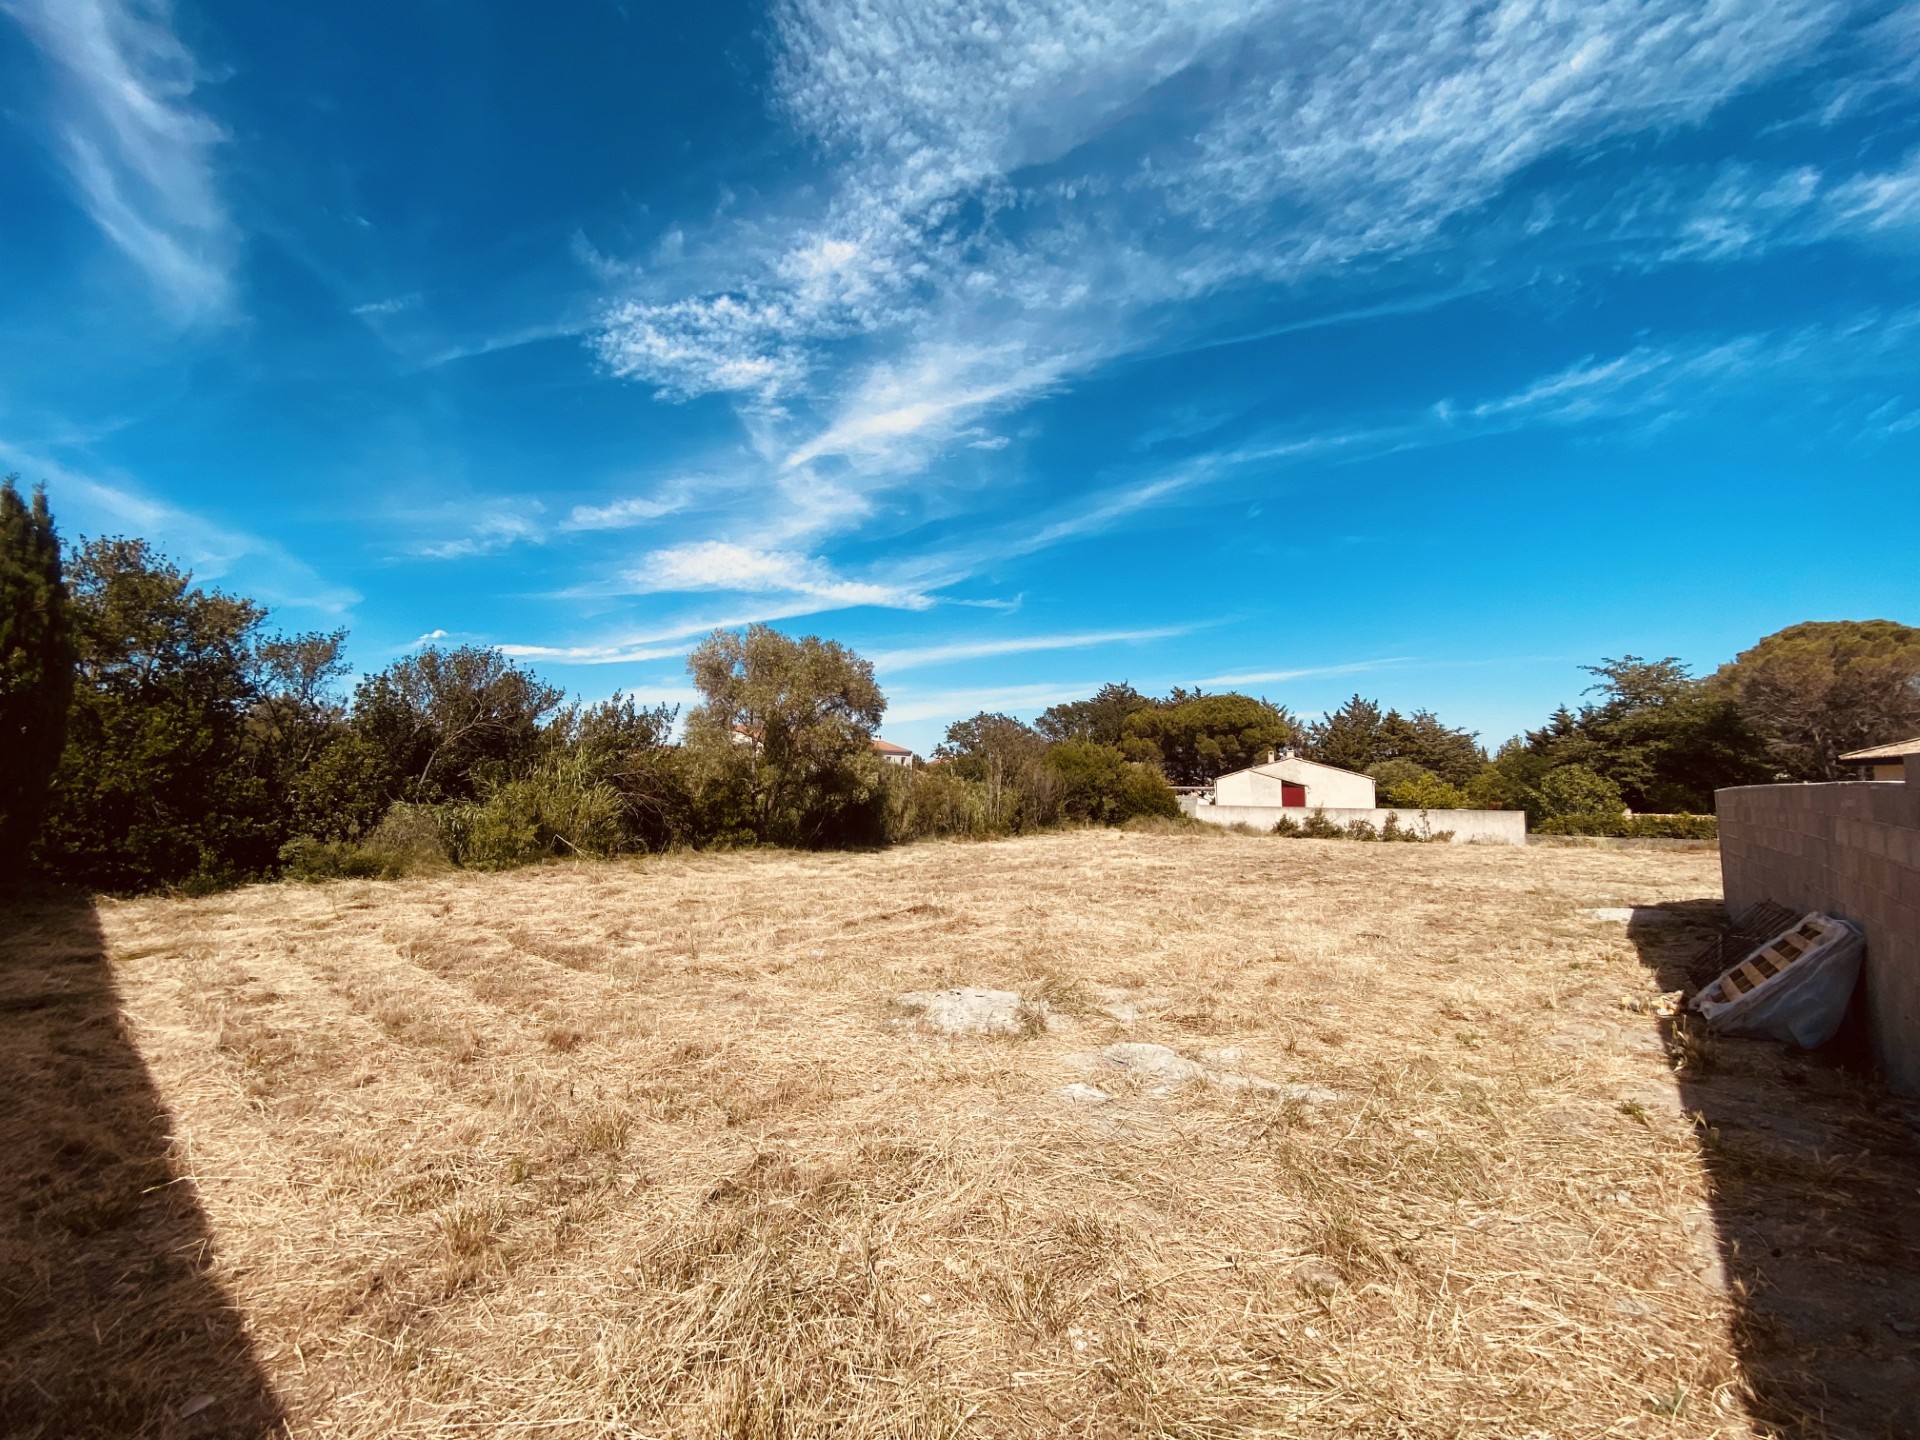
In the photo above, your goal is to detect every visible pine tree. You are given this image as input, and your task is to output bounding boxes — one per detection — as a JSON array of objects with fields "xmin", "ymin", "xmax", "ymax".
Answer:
[{"xmin": 0, "ymin": 477, "xmax": 75, "ymax": 872}]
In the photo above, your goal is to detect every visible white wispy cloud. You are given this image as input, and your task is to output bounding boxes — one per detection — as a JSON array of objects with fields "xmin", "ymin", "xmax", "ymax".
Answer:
[
  {"xmin": 1654, "ymin": 147, "xmax": 1920, "ymax": 262},
  {"xmin": 1195, "ymin": 658, "xmax": 1412, "ymax": 688},
  {"xmin": 623, "ymin": 540, "xmax": 936, "ymax": 610},
  {"xmin": 497, "ymin": 596, "xmax": 893, "ymax": 665},
  {"xmin": 496, "ymin": 638, "xmax": 695, "ymax": 665},
  {"xmin": 352, "ymin": 293, "xmax": 422, "ymax": 319},
  {"xmin": 1, "ymin": 0, "xmax": 236, "ymax": 318},
  {"xmin": 560, "ymin": 493, "xmax": 687, "ymax": 532},
  {"xmin": 867, "ymin": 626, "xmax": 1195, "ymax": 672},
  {"xmin": 991, "ymin": 306, "xmax": 1920, "ymax": 551},
  {"xmin": 543, "ymin": 0, "xmax": 1906, "ymax": 691},
  {"xmin": 880, "ymin": 681, "xmax": 1112, "ymax": 725},
  {"xmin": 2, "ymin": 443, "xmax": 359, "ymax": 613},
  {"xmin": 1825, "ymin": 148, "xmax": 1920, "ymax": 237},
  {"xmin": 423, "ymin": 321, "xmax": 592, "ymax": 370},
  {"xmin": 782, "ymin": 341, "xmax": 1079, "ymax": 475},
  {"xmin": 582, "ymin": 0, "xmax": 1859, "ymax": 572},
  {"xmin": 410, "ymin": 504, "xmax": 547, "ymax": 560}
]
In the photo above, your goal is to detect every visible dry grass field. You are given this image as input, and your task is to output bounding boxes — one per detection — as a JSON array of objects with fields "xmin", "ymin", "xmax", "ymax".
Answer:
[{"xmin": 7, "ymin": 829, "xmax": 1920, "ymax": 1439}]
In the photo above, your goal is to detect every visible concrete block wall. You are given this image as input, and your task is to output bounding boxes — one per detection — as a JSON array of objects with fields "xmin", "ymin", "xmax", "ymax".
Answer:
[
  {"xmin": 1717, "ymin": 753, "xmax": 1920, "ymax": 1094},
  {"xmin": 1179, "ymin": 800, "xmax": 1527, "ymax": 845}
]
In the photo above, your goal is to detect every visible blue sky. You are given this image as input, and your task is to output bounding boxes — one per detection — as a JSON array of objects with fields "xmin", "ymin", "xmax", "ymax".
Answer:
[{"xmin": 2, "ymin": 0, "xmax": 1915, "ymax": 755}]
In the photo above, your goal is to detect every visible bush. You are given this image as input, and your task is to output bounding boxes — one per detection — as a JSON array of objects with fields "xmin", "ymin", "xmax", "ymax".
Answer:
[
  {"xmin": 366, "ymin": 802, "xmax": 452, "ymax": 866},
  {"xmin": 279, "ymin": 802, "xmax": 451, "ymax": 882},
  {"xmin": 1626, "ymin": 813, "xmax": 1718, "ymax": 839},
  {"xmin": 886, "ymin": 766, "xmax": 989, "ymax": 842},
  {"xmin": 1272, "ymin": 807, "xmax": 1453, "ymax": 843},
  {"xmin": 1464, "ymin": 755, "xmax": 1533, "ymax": 812},
  {"xmin": 1373, "ymin": 762, "xmax": 1471, "ymax": 809},
  {"xmin": 1118, "ymin": 763, "xmax": 1182, "ymax": 821},
  {"xmin": 1296, "ymin": 807, "xmax": 1345, "ymax": 839},
  {"xmin": 1535, "ymin": 764, "xmax": 1625, "ymax": 821},
  {"xmin": 1379, "ymin": 811, "xmax": 1457, "ymax": 842},
  {"xmin": 280, "ymin": 837, "xmax": 403, "ymax": 882},
  {"xmin": 438, "ymin": 754, "xmax": 627, "ymax": 870},
  {"xmin": 1046, "ymin": 741, "xmax": 1180, "ymax": 825},
  {"xmin": 1536, "ymin": 811, "xmax": 1718, "ymax": 839}
]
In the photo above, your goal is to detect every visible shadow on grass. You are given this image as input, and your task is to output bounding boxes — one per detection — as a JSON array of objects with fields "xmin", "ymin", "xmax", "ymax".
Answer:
[
  {"xmin": 1627, "ymin": 899, "xmax": 1920, "ymax": 1440},
  {"xmin": 0, "ymin": 890, "xmax": 284, "ymax": 1439}
]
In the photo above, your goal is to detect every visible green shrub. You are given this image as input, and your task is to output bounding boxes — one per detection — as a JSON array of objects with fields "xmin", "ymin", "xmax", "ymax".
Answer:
[
  {"xmin": 1626, "ymin": 813, "xmax": 1717, "ymax": 839},
  {"xmin": 1535, "ymin": 764, "xmax": 1625, "ymax": 820},
  {"xmin": 1535, "ymin": 813, "xmax": 1618, "ymax": 836},
  {"xmin": 1272, "ymin": 807, "xmax": 1453, "ymax": 843},
  {"xmin": 885, "ymin": 766, "xmax": 989, "ymax": 842},
  {"xmin": 1376, "ymin": 766, "xmax": 1472, "ymax": 809},
  {"xmin": 1046, "ymin": 741, "xmax": 1180, "ymax": 825},
  {"xmin": 433, "ymin": 754, "xmax": 627, "ymax": 870},
  {"xmin": 279, "ymin": 802, "xmax": 451, "ymax": 882},
  {"xmin": 364, "ymin": 802, "xmax": 451, "ymax": 867},
  {"xmin": 1118, "ymin": 762, "xmax": 1181, "ymax": 820},
  {"xmin": 280, "ymin": 836, "xmax": 403, "ymax": 882},
  {"xmin": 1297, "ymin": 807, "xmax": 1345, "ymax": 839},
  {"xmin": 440, "ymin": 795, "xmax": 542, "ymax": 870},
  {"xmin": 1536, "ymin": 811, "xmax": 1718, "ymax": 839}
]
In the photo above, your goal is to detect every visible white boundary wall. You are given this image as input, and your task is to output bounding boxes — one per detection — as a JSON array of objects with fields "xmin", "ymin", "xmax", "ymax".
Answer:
[{"xmin": 1180, "ymin": 799, "xmax": 1527, "ymax": 845}]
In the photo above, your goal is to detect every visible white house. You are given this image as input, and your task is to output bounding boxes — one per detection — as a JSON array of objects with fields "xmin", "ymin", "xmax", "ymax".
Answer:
[
  {"xmin": 1212, "ymin": 754, "xmax": 1376, "ymax": 809},
  {"xmin": 1185, "ymin": 749, "xmax": 1526, "ymax": 844}
]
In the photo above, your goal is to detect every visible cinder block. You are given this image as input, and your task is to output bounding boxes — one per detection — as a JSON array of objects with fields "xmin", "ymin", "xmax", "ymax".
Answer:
[
  {"xmin": 1892, "ymin": 828, "xmax": 1920, "ymax": 872},
  {"xmin": 1887, "ymin": 903, "xmax": 1919, "ymax": 947},
  {"xmin": 1873, "ymin": 855, "xmax": 1902, "ymax": 895}
]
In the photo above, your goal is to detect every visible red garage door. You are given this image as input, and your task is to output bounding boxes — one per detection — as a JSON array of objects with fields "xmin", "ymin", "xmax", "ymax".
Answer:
[{"xmin": 1282, "ymin": 783, "xmax": 1306, "ymax": 806}]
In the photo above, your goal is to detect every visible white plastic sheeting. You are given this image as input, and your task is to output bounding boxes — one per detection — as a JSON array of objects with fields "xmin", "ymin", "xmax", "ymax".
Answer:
[{"xmin": 1693, "ymin": 913, "xmax": 1864, "ymax": 1049}]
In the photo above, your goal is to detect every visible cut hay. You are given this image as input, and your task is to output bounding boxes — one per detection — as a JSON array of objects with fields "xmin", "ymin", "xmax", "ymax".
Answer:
[{"xmin": 3, "ymin": 830, "xmax": 1856, "ymax": 1436}]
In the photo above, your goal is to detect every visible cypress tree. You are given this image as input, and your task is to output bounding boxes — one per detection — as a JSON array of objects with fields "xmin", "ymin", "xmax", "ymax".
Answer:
[{"xmin": 0, "ymin": 476, "xmax": 75, "ymax": 872}]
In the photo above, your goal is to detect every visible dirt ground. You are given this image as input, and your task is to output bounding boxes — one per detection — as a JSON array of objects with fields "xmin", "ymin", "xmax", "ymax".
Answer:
[{"xmin": 4, "ymin": 829, "xmax": 1918, "ymax": 1438}]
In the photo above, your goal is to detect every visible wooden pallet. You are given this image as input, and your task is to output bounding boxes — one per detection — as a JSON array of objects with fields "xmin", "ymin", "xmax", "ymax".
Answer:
[{"xmin": 1683, "ymin": 899, "xmax": 1801, "ymax": 990}]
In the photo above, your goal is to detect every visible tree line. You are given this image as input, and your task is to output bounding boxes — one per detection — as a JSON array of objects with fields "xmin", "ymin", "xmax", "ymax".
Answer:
[{"xmin": 4, "ymin": 478, "xmax": 1917, "ymax": 890}]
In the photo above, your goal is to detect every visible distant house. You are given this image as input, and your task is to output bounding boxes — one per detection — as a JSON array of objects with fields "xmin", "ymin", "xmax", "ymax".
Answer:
[
  {"xmin": 733, "ymin": 725, "xmax": 917, "ymax": 768},
  {"xmin": 1212, "ymin": 753, "xmax": 1375, "ymax": 809},
  {"xmin": 1839, "ymin": 738, "xmax": 1920, "ymax": 781}
]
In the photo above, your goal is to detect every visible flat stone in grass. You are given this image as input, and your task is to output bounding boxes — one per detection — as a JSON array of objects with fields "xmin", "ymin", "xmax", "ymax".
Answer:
[
  {"xmin": 895, "ymin": 987, "xmax": 1050, "ymax": 1036},
  {"xmin": 1063, "ymin": 1042, "xmax": 1337, "ymax": 1102}
]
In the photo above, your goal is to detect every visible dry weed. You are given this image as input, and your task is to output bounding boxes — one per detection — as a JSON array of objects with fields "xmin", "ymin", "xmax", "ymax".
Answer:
[{"xmin": 11, "ymin": 831, "xmax": 1856, "ymax": 1437}]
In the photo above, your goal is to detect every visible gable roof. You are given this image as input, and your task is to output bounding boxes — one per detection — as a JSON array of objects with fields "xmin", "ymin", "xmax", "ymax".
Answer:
[
  {"xmin": 1209, "ymin": 755, "xmax": 1372, "ymax": 785},
  {"xmin": 1838, "ymin": 737, "xmax": 1920, "ymax": 763},
  {"xmin": 1245, "ymin": 757, "xmax": 1369, "ymax": 782},
  {"xmin": 872, "ymin": 739, "xmax": 914, "ymax": 756}
]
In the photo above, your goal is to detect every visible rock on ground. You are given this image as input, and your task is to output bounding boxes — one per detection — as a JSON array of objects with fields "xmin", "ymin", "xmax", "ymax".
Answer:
[
  {"xmin": 1063, "ymin": 1042, "xmax": 1336, "ymax": 1102},
  {"xmin": 894, "ymin": 987, "xmax": 1049, "ymax": 1036}
]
